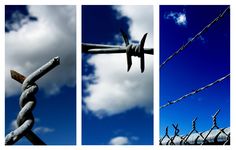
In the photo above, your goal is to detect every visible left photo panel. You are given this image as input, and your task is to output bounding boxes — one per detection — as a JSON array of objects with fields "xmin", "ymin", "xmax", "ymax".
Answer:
[{"xmin": 5, "ymin": 5, "xmax": 76, "ymax": 145}]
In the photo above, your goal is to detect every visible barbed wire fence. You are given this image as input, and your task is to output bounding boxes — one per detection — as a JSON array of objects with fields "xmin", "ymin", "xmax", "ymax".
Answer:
[
  {"xmin": 5, "ymin": 57, "xmax": 60, "ymax": 145},
  {"xmin": 160, "ymin": 6, "xmax": 230, "ymax": 145},
  {"xmin": 160, "ymin": 109, "xmax": 230, "ymax": 145}
]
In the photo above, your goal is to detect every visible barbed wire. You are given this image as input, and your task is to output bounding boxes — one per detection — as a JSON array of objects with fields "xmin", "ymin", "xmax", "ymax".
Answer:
[
  {"xmin": 160, "ymin": 109, "xmax": 230, "ymax": 145},
  {"xmin": 160, "ymin": 73, "xmax": 230, "ymax": 109},
  {"xmin": 5, "ymin": 57, "xmax": 60, "ymax": 145},
  {"xmin": 160, "ymin": 6, "xmax": 230, "ymax": 68},
  {"xmin": 160, "ymin": 6, "xmax": 230, "ymax": 145}
]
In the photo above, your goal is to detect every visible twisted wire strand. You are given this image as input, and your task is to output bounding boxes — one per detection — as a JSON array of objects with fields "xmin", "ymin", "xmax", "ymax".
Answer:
[
  {"xmin": 160, "ymin": 6, "xmax": 230, "ymax": 68},
  {"xmin": 5, "ymin": 84, "xmax": 38, "ymax": 145},
  {"xmin": 201, "ymin": 109, "xmax": 230, "ymax": 145},
  {"xmin": 160, "ymin": 73, "xmax": 230, "ymax": 109},
  {"xmin": 5, "ymin": 75, "xmax": 39, "ymax": 144},
  {"xmin": 5, "ymin": 57, "xmax": 60, "ymax": 145}
]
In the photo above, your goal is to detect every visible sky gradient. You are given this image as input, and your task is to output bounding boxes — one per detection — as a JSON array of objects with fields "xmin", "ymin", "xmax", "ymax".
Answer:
[
  {"xmin": 5, "ymin": 5, "xmax": 76, "ymax": 145},
  {"xmin": 82, "ymin": 5, "xmax": 153, "ymax": 145},
  {"xmin": 160, "ymin": 5, "xmax": 230, "ymax": 137}
]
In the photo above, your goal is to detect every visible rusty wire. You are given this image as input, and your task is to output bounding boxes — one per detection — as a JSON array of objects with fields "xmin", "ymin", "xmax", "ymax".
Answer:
[
  {"xmin": 160, "ymin": 6, "xmax": 230, "ymax": 68},
  {"xmin": 5, "ymin": 57, "xmax": 60, "ymax": 145},
  {"xmin": 160, "ymin": 73, "xmax": 230, "ymax": 109},
  {"xmin": 160, "ymin": 109, "xmax": 230, "ymax": 145}
]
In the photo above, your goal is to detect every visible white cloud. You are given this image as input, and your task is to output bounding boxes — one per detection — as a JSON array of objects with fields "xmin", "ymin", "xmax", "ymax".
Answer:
[
  {"xmin": 6, "ymin": 10, "xmax": 32, "ymax": 31},
  {"xmin": 188, "ymin": 35, "xmax": 206, "ymax": 44},
  {"xmin": 9, "ymin": 118, "xmax": 40, "ymax": 130},
  {"xmin": 199, "ymin": 35, "xmax": 206, "ymax": 44},
  {"xmin": 109, "ymin": 136, "xmax": 129, "ymax": 145},
  {"xmin": 165, "ymin": 11, "xmax": 187, "ymax": 26},
  {"xmin": 113, "ymin": 5, "xmax": 153, "ymax": 47},
  {"xmin": 10, "ymin": 120, "xmax": 17, "ymax": 130},
  {"xmin": 83, "ymin": 6, "xmax": 153, "ymax": 118},
  {"xmin": 131, "ymin": 136, "xmax": 139, "ymax": 141},
  {"xmin": 5, "ymin": 6, "xmax": 76, "ymax": 97},
  {"xmin": 33, "ymin": 127, "xmax": 54, "ymax": 134}
]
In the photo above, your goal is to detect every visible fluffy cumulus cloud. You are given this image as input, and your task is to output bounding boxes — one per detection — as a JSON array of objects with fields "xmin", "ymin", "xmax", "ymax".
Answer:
[
  {"xmin": 10, "ymin": 120, "xmax": 17, "ymax": 130},
  {"xmin": 113, "ymin": 5, "xmax": 153, "ymax": 47},
  {"xmin": 109, "ymin": 136, "xmax": 130, "ymax": 145},
  {"xmin": 5, "ymin": 6, "xmax": 76, "ymax": 97},
  {"xmin": 5, "ymin": 11, "xmax": 35, "ymax": 32},
  {"xmin": 9, "ymin": 118, "xmax": 53, "ymax": 135},
  {"xmin": 83, "ymin": 6, "xmax": 153, "ymax": 118},
  {"xmin": 164, "ymin": 11, "xmax": 187, "ymax": 26},
  {"xmin": 10, "ymin": 118, "xmax": 40, "ymax": 130}
]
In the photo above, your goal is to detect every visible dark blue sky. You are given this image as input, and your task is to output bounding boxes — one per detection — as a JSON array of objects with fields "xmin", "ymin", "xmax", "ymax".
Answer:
[
  {"xmin": 82, "ymin": 5, "xmax": 153, "ymax": 145},
  {"xmin": 5, "ymin": 5, "xmax": 37, "ymax": 32},
  {"xmin": 160, "ymin": 5, "xmax": 230, "ymax": 137},
  {"xmin": 5, "ymin": 87, "xmax": 76, "ymax": 145},
  {"xmin": 82, "ymin": 6, "xmax": 130, "ymax": 44},
  {"xmin": 5, "ymin": 5, "xmax": 76, "ymax": 145}
]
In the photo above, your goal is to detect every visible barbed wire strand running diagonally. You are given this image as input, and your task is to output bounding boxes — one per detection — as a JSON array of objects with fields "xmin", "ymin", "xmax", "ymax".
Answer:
[
  {"xmin": 159, "ymin": 6, "xmax": 230, "ymax": 145},
  {"xmin": 5, "ymin": 57, "xmax": 60, "ymax": 145},
  {"xmin": 160, "ymin": 6, "xmax": 230, "ymax": 68},
  {"xmin": 160, "ymin": 73, "xmax": 230, "ymax": 109}
]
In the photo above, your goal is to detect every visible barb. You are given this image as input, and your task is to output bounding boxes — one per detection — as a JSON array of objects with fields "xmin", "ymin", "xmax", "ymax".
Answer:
[
  {"xmin": 160, "ymin": 6, "xmax": 230, "ymax": 68},
  {"xmin": 160, "ymin": 73, "xmax": 230, "ymax": 109},
  {"xmin": 201, "ymin": 109, "xmax": 229, "ymax": 145},
  {"xmin": 183, "ymin": 117, "xmax": 205, "ymax": 144},
  {"xmin": 160, "ymin": 110, "xmax": 230, "ymax": 145},
  {"xmin": 160, "ymin": 127, "xmax": 171, "ymax": 145},
  {"xmin": 121, "ymin": 31, "xmax": 148, "ymax": 73},
  {"xmin": 169, "ymin": 124, "xmax": 181, "ymax": 145},
  {"xmin": 5, "ymin": 57, "xmax": 60, "ymax": 145},
  {"xmin": 82, "ymin": 30, "xmax": 153, "ymax": 73}
]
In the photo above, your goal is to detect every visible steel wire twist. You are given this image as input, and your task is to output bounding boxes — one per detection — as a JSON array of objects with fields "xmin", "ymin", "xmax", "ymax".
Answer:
[{"xmin": 5, "ymin": 57, "xmax": 60, "ymax": 145}]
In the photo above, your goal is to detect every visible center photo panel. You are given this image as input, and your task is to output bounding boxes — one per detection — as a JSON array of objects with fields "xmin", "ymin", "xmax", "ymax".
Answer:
[{"xmin": 82, "ymin": 5, "xmax": 154, "ymax": 145}]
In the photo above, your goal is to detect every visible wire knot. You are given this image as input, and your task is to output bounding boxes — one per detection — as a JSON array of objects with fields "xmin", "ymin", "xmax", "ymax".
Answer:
[
  {"xmin": 121, "ymin": 29, "xmax": 147, "ymax": 73},
  {"xmin": 5, "ymin": 57, "xmax": 60, "ymax": 145}
]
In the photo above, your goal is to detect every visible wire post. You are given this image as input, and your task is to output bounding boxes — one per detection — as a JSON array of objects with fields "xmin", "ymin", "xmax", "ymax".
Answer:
[{"xmin": 5, "ymin": 57, "xmax": 60, "ymax": 145}]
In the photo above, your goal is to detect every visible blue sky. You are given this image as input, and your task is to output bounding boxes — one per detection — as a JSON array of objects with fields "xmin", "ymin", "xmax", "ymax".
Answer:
[
  {"xmin": 160, "ymin": 5, "xmax": 230, "ymax": 137},
  {"xmin": 5, "ymin": 5, "xmax": 76, "ymax": 145},
  {"xmin": 82, "ymin": 5, "xmax": 153, "ymax": 145},
  {"xmin": 5, "ymin": 5, "xmax": 229, "ymax": 146}
]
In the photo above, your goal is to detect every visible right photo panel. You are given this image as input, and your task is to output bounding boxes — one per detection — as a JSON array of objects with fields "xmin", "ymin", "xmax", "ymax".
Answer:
[{"xmin": 160, "ymin": 5, "xmax": 230, "ymax": 145}]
